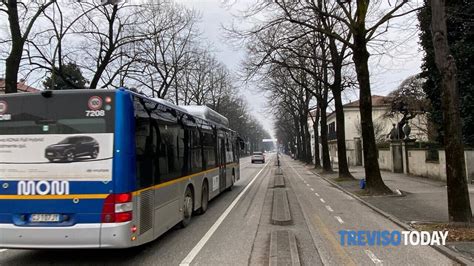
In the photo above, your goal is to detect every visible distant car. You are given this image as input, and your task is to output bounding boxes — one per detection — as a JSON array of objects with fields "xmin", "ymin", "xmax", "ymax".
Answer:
[
  {"xmin": 251, "ymin": 152, "xmax": 265, "ymax": 164},
  {"xmin": 45, "ymin": 136, "xmax": 99, "ymax": 162}
]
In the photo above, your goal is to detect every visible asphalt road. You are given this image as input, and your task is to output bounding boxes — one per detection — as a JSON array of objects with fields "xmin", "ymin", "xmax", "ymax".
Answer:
[
  {"xmin": 0, "ymin": 154, "xmax": 457, "ymax": 265},
  {"xmin": 0, "ymin": 155, "xmax": 271, "ymax": 266}
]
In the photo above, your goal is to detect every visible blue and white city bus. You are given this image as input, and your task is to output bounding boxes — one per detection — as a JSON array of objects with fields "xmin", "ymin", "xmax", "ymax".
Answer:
[{"xmin": 0, "ymin": 88, "xmax": 241, "ymax": 248}]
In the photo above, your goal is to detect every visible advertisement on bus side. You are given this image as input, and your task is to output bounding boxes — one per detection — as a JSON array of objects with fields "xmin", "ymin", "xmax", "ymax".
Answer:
[{"xmin": 0, "ymin": 133, "xmax": 113, "ymax": 181}]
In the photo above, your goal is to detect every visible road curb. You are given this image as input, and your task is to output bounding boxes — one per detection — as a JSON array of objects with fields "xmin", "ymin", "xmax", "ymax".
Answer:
[
  {"xmin": 269, "ymin": 230, "xmax": 301, "ymax": 266},
  {"xmin": 271, "ymin": 188, "xmax": 292, "ymax": 225},
  {"xmin": 309, "ymin": 168, "xmax": 472, "ymax": 266}
]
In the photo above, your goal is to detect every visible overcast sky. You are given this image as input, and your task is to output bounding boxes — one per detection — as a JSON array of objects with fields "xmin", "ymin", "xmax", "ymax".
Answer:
[
  {"xmin": 179, "ymin": 0, "xmax": 424, "ymax": 138},
  {"xmin": 0, "ymin": 1, "xmax": 423, "ymax": 139}
]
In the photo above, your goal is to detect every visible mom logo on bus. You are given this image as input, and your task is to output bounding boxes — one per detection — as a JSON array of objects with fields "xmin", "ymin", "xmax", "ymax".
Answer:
[{"xmin": 18, "ymin": 181, "xmax": 70, "ymax": 195}]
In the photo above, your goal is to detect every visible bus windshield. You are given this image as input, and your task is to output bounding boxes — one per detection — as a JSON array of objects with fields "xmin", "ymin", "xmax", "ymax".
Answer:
[{"xmin": 0, "ymin": 91, "xmax": 115, "ymax": 181}]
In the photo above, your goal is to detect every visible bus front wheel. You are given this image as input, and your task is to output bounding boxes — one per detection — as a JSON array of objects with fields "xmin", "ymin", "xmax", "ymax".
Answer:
[{"xmin": 180, "ymin": 187, "xmax": 193, "ymax": 228}]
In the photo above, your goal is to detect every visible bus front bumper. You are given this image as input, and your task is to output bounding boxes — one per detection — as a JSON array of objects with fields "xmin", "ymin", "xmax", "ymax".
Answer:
[{"xmin": 0, "ymin": 222, "xmax": 134, "ymax": 249}]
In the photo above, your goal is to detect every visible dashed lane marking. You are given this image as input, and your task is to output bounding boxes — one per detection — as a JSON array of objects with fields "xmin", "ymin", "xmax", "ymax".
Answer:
[
  {"xmin": 286, "ymin": 160, "xmax": 357, "ymax": 265},
  {"xmin": 315, "ymin": 192, "xmax": 320, "ymax": 197},
  {"xmin": 365, "ymin": 250, "xmax": 383, "ymax": 265},
  {"xmin": 320, "ymin": 198, "xmax": 326, "ymax": 203},
  {"xmin": 310, "ymin": 188, "xmax": 314, "ymax": 191},
  {"xmin": 325, "ymin": 205, "xmax": 334, "ymax": 212},
  {"xmin": 179, "ymin": 160, "xmax": 271, "ymax": 266},
  {"xmin": 306, "ymin": 184, "xmax": 310, "ymax": 187},
  {"xmin": 335, "ymin": 216, "xmax": 344, "ymax": 224}
]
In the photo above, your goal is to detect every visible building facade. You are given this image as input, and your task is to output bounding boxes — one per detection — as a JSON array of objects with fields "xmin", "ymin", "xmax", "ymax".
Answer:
[{"xmin": 309, "ymin": 95, "xmax": 428, "ymax": 166}]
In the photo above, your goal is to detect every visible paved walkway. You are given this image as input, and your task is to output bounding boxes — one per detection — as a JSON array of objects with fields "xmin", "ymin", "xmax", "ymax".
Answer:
[
  {"xmin": 281, "ymin": 157, "xmax": 456, "ymax": 265},
  {"xmin": 325, "ymin": 166, "xmax": 474, "ymax": 223},
  {"xmin": 313, "ymin": 165, "xmax": 474, "ymax": 262}
]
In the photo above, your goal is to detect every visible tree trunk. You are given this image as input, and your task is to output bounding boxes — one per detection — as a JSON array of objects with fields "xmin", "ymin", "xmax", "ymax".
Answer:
[
  {"xmin": 319, "ymin": 101, "xmax": 332, "ymax": 172},
  {"xmin": 300, "ymin": 113, "xmax": 312, "ymax": 164},
  {"xmin": 89, "ymin": 5, "xmax": 118, "ymax": 89},
  {"xmin": 5, "ymin": 0, "xmax": 23, "ymax": 94},
  {"xmin": 4, "ymin": 43, "xmax": 22, "ymax": 94},
  {"xmin": 299, "ymin": 114, "xmax": 308, "ymax": 162},
  {"xmin": 294, "ymin": 116, "xmax": 302, "ymax": 160},
  {"xmin": 332, "ymin": 84, "xmax": 353, "ymax": 178},
  {"xmin": 352, "ymin": 35, "xmax": 391, "ymax": 194},
  {"xmin": 431, "ymin": 0, "xmax": 472, "ymax": 224},
  {"xmin": 313, "ymin": 107, "xmax": 321, "ymax": 168}
]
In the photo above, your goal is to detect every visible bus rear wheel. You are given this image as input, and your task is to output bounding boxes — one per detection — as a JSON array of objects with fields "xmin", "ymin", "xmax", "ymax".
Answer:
[
  {"xmin": 197, "ymin": 182, "xmax": 209, "ymax": 215},
  {"xmin": 180, "ymin": 187, "xmax": 193, "ymax": 228},
  {"xmin": 227, "ymin": 174, "xmax": 235, "ymax": 191}
]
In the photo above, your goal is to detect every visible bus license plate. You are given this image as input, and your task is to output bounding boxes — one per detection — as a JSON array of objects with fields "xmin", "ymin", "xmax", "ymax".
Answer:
[{"xmin": 30, "ymin": 214, "xmax": 60, "ymax": 222}]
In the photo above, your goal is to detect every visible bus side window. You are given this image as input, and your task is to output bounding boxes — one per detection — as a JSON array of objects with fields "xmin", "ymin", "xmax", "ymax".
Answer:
[
  {"xmin": 202, "ymin": 130, "xmax": 216, "ymax": 170},
  {"xmin": 191, "ymin": 128, "xmax": 202, "ymax": 174},
  {"xmin": 135, "ymin": 116, "xmax": 154, "ymax": 189},
  {"xmin": 157, "ymin": 121, "xmax": 182, "ymax": 183}
]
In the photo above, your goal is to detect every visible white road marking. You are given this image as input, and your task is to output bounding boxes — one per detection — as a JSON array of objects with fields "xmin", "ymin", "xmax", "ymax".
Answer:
[
  {"xmin": 335, "ymin": 216, "xmax": 344, "ymax": 224},
  {"xmin": 0, "ymin": 249, "xmax": 7, "ymax": 253},
  {"xmin": 306, "ymin": 184, "xmax": 310, "ymax": 187},
  {"xmin": 315, "ymin": 192, "xmax": 320, "ymax": 197},
  {"xmin": 310, "ymin": 188, "xmax": 314, "ymax": 191},
  {"xmin": 365, "ymin": 250, "xmax": 383, "ymax": 265},
  {"xmin": 179, "ymin": 161, "xmax": 270, "ymax": 266},
  {"xmin": 325, "ymin": 205, "xmax": 334, "ymax": 212},
  {"xmin": 320, "ymin": 198, "xmax": 326, "ymax": 203},
  {"xmin": 342, "ymin": 193, "xmax": 354, "ymax": 200}
]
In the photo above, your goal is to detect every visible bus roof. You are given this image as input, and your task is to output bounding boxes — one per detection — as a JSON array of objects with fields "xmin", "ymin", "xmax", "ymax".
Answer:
[
  {"xmin": 122, "ymin": 88, "xmax": 232, "ymax": 129},
  {"xmin": 179, "ymin": 105, "xmax": 229, "ymax": 127},
  {"xmin": 1, "ymin": 88, "xmax": 233, "ymax": 131}
]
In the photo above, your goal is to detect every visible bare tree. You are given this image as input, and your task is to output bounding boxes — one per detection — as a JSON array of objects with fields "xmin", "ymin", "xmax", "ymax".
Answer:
[
  {"xmin": 73, "ymin": 1, "xmax": 145, "ymax": 89},
  {"xmin": 269, "ymin": 0, "xmax": 421, "ymax": 194},
  {"xmin": 385, "ymin": 74, "xmax": 430, "ymax": 139},
  {"xmin": 23, "ymin": 1, "xmax": 98, "ymax": 89},
  {"xmin": 1, "ymin": 0, "xmax": 54, "ymax": 93},
  {"xmin": 131, "ymin": 1, "xmax": 198, "ymax": 98},
  {"xmin": 227, "ymin": 0, "xmax": 362, "ymax": 177}
]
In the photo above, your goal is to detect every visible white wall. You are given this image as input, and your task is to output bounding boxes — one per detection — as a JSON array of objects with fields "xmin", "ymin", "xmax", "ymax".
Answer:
[
  {"xmin": 406, "ymin": 149, "xmax": 474, "ymax": 182},
  {"xmin": 407, "ymin": 149, "xmax": 447, "ymax": 181},
  {"xmin": 378, "ymin": 149, "xmax": 392, "ymax": 171}
]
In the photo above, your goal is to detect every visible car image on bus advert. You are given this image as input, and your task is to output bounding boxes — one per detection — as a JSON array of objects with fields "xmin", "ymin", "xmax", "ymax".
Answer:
[{"xmin": 45, "ymin": 136, "xmax": 100, "ymax": 163}]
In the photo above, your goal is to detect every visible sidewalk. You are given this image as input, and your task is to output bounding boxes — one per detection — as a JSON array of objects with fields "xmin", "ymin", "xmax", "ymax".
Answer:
[{"xmin": 312, "ymin": 165, "xmax": 474, "ymax": 262}]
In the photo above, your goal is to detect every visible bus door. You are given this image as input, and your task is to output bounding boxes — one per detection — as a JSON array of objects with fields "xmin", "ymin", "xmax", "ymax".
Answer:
[{"xmin": 218, "ymin": 136, "xmax": 227, "ymax": 192}]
